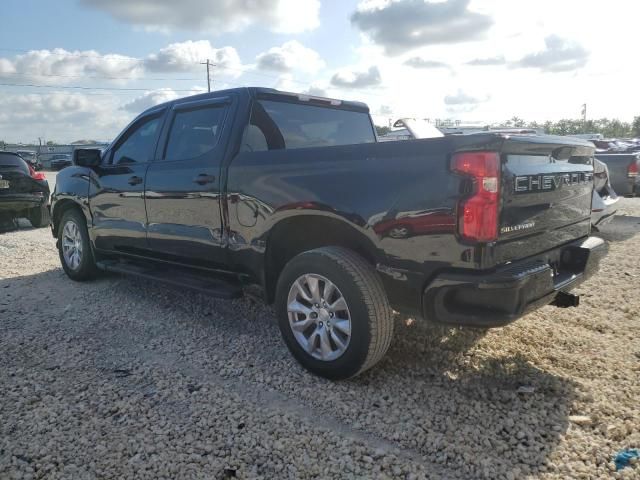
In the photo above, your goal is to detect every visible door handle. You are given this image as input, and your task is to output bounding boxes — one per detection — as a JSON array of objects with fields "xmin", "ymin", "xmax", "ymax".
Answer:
[
  {"xmin": 128, "ymin": 176, "xmax": 143, "ymax": 186},
  {"xmin": 193, "ymin": 174, "xmax": 216, "ymax": 185}
]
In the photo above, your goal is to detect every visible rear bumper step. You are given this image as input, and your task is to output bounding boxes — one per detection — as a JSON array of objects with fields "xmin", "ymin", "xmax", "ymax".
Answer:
[
  {"xmin": 96, "ymin": 260, "xmax": 243, "ymax": 299},
  {"xmin": 422, "ymin": 236, "xmax": 607, "ymax": 327}
]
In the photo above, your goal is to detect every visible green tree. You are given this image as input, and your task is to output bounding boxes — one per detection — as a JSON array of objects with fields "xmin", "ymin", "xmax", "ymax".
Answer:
[
  {"xmin": 631, "ymin": 116, "xmax": 640, "ymax": 137},
  {"xmin": 507, "ymin": 116, "xmax": 526, "ymax": 128},
  {"xmin": 497, "ymin": 117, "xmax": 635, "ymax": 137},
  {"xmin": 375, "ymin": 125, "xmax": 390, "ymax": 136}
]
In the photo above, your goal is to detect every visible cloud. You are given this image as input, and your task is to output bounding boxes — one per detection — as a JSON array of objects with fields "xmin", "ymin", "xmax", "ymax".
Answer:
[
  {"xmin": 80, "ymin": 0, "xmax": 320, "ymax": 34},
  {"xmin": 0, "ymin": 87, "xmax": 211, "ymax": 143},
  {"xmin": 443, "ymin": 89, "xmax": 489, "ymax": 113},
  {"xmin": 304, "ymin": 86, "xmax": 328, "ymax": 97},
  {"xmin": 256, "ymin": 41, "xmax": 325, "ymax": 74},
  {"xmin": 404, "ymin": 57, "xmax": 451, "ymax": 70},
  {"xmin": 515, "ymin": 35, "xmax": 589, "ymax": 72},
  {"xmin": 466, "ymin": 56, "xmax": 506, "ymax": 66},
  {"xmin": 144, "ymin": 40, "xmax": 242, "ymax": 75},
  {"xmin": 0, "ymin": 92, "xmax": 127, "ymax": 143},
  {"xmin": 444, "ymin": 90, "xmax": 486, "ymax": 105},
  {"xmin": 0, "ymin": 48, "xmax": 143, "ymax": 83},
  {"xmin": 122, "ymin": 87, "xmax": 206, "ymax": 113},
  {"xmin": 351, "ymin": 0, "xmax": 493, "ymax": 55},
  {"xmin": 378, "ymin": 105, "xmax": 393, "ymax": 115},
  {"xmin": 0, "ymin": 42, "xmax": 244, "ymax": 84},
  {"xmin": 330, "ymin": 66, "xmax": 382, "ymax": 89}
]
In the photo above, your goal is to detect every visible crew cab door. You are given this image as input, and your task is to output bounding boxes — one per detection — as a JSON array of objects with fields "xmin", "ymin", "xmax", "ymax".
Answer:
[
  {"xmin": 90, "ymin": 110, "xmax": 164, "ymax": 253},
  {"xmin": 144, "ymin": 96, "xmax": 230, "ymax": 267}
]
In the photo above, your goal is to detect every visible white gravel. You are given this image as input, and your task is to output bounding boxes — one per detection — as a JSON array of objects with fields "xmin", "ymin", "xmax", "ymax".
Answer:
[{"xmin": 1, "ymin": 176, "xmax": 639, "ymax": 479}]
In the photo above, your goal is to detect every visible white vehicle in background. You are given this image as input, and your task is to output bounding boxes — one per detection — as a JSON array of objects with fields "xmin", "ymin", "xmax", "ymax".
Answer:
[
  {"xmin": 379, "ymin": 118, "xmax": 618, "ymax": 229},
  {"xmin": 378, "ymin": 118, "xmax": 444, "ymax": 142},
  {"xmin": 570, "ymin": 133, "xmax": 604, "ymax": 141},
  {"xmin": 591, "ymin": 158, "xmax": 620, "ymax": 229}
]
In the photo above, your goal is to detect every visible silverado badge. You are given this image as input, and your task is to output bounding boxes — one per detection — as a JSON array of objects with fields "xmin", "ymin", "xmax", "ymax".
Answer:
[{"xmin": 500, "ymin": 222, "xmax": 536, "ymax": 234}]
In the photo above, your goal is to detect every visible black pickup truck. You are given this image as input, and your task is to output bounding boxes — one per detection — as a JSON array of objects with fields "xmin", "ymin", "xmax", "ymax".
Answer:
[{"xmin": 51, "ymin": 88, "xmax": 607, "ymax": 379}]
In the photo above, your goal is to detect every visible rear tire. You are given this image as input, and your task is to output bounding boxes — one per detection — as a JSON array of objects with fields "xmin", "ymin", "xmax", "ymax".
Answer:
[
  {"xmin": 28, "ymin": 205, "xmax": 50, "ymax": 228},
  {"xmin": 58, "ymin": 209, "xmax": 97, "ymax": 281},
  {"xmin": 275, "ymin": 247, "xmax": 394, "ymax": 380},
  {"xmin": 0, "ymin": 214, "xmax": 16, "ymax": 230}
]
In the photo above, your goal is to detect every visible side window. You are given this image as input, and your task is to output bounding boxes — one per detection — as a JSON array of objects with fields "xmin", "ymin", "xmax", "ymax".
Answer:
[
  {"xmin": 241, "ymin": 125, "xmax": 269, "ymax": 152},
  {"xmin": 164, "ymin": 105, "xmax": 226, "ymax": 161},
  {"xmin": 112, "ymin": 115, "xmax": 162, "ymax": 165},
  {"xmin": 243, "ymin": 100, "xmax": 376, "ymax": 152}
]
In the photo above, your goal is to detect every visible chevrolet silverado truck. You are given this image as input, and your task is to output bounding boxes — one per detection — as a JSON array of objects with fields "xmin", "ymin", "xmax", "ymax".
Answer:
[{"xmin": 51, "ymin": 88, "xmax": 607, "ymax": 379}]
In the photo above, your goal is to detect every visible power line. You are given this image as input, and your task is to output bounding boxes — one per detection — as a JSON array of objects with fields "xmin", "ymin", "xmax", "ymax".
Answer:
[
  {"xmin": 0, "ymin": 81, "xmax": 198, "ymax": 92},
  {"xmin": 0, "ymin": 45, "xmax": 319, "ymax": 89},
  {"xmin": 0, "ymin": 46, "xmax": 394, "ymax": 101},
  {"xmin": 0, "ymin": 46, "xmax": 341, "ymax": 93},
  {"xmin": 0, "ymin": 71, "xmax": 202, "ymax": 81},
  {"xmin": 0, "ymin": 89, "xmax": 156, "ymax": 97},
  {"xmin": 0, "ymin": 47, "xmax": 144, "ymax": 62}
]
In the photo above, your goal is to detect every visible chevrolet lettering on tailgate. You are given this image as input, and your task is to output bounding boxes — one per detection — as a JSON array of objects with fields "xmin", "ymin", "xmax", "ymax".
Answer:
[{"xmin": 515, "ymin": 172, "xmax": 594, "ymax": 193}]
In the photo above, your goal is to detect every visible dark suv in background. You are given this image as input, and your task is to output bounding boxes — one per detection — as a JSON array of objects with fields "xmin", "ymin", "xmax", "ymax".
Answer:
[
  {"xmin": 50, "ymin": 154, "xmax": 73, "ymax": 171},
  {"xmin": 0, "ymin": 152, "xmax": 50, "ymax": 229}
]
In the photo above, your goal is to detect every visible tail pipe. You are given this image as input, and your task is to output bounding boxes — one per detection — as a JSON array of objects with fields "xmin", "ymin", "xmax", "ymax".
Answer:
[{"xmin": 552, "ymin": 291, "xmax": 580, "ymax": 308}]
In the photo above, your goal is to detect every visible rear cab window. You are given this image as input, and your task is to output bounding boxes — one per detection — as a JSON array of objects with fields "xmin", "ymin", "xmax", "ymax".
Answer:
[{"xmin": 242, "ymin": 99, "xmax": 376, "ymax": 152}]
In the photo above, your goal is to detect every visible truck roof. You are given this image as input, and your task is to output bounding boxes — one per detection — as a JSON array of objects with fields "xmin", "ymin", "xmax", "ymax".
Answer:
[{"xmin": 140, "ymin": 87, "xmax": 370, "ymax": 117}]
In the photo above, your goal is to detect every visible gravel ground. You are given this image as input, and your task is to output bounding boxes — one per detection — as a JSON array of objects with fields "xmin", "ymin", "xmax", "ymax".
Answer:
[{"xmin": 1, "ymin": 174, "xmax": 639, "ymax": 479}]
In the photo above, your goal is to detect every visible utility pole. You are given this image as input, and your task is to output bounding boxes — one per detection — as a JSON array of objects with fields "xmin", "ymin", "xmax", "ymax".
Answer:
[
  {"xmin": 200, "ymin": 59, "xmax": 216, "ymax": 92},
  {"xmin": 581, "ymin": 103, "xmax": 587, "ymax": 132}
]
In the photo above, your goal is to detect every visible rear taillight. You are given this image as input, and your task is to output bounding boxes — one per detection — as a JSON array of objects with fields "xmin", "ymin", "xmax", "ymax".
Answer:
[
  {"xmin": 28, "ymin": 164, "xmax": 46, "ymax": 181},
  {"xmin": 451, "ymin": 151, "xmax": 500, "ymax": 243},
  {"xmin": 628, "ymin": 160, "xmax": 638, "ymax": 178}
]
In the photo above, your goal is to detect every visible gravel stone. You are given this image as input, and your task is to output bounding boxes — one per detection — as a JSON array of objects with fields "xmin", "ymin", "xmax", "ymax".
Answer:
[{"xmin": 1, "ymin": 175, "xmax": 639, "ymax": 479}]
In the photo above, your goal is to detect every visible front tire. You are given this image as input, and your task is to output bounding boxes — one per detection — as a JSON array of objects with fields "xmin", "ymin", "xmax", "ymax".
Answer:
[
  {"xmin": 58, "ymin": 209, "xmax": 97, "ymax": 281},
  {"xmin": 28, "ymin": 205, "xmax": 50, "ymax": 228},
  {"xmin": 275, "ymin": 247, "xmax": 394, "ymax": 380}
]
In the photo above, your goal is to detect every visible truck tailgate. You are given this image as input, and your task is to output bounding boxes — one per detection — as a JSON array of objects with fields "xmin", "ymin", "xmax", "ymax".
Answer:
[{"xmin": 495, "ymin": 135, "xmax": 595, "ymax": 264}]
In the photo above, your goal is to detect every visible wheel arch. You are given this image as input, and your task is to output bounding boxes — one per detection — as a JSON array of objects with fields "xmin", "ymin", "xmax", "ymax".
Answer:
[
  {"xmin": 263, "ymin": 214, "xmax": 383, "ymax": 303},
  {"xmin": 51, "ymin": 199, "xmax": 90, "ymax": 238}
]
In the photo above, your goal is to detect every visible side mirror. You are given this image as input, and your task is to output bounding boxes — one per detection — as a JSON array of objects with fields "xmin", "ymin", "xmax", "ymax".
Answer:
[{"xmin": 73, "ymin": 148, "xmax": 102, "ymax": 167}]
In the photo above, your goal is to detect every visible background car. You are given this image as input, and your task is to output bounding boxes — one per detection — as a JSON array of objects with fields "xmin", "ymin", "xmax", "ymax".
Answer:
[
  {"xmin": 0, "ymin": 152, "xmax": 50, "ymax": 229},
  {"xmin": 50, "ymin": 154, "xmax": 73, "ymax": 170},
  {"xmin": 591, "ymin": 158, "xmax": 619, "ymax": 229},
  {"xmin": 16, "ymin": 150, "xmax": 42, "ymax": 170}
]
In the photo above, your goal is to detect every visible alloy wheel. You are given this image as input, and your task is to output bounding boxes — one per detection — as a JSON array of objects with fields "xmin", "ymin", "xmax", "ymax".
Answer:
[
  {"xmin": 287, "ymin": 274, "xmax": 352, "ymax": 361},
  {"xmin": 61, "ymin": 220, "xmax": 83, "ymax": 270}
]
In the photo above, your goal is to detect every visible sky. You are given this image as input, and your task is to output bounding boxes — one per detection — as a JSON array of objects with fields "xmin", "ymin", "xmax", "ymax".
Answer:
[{"xmin": 0, "ymin": 0, "xmax": 638, "ymax": 143}]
